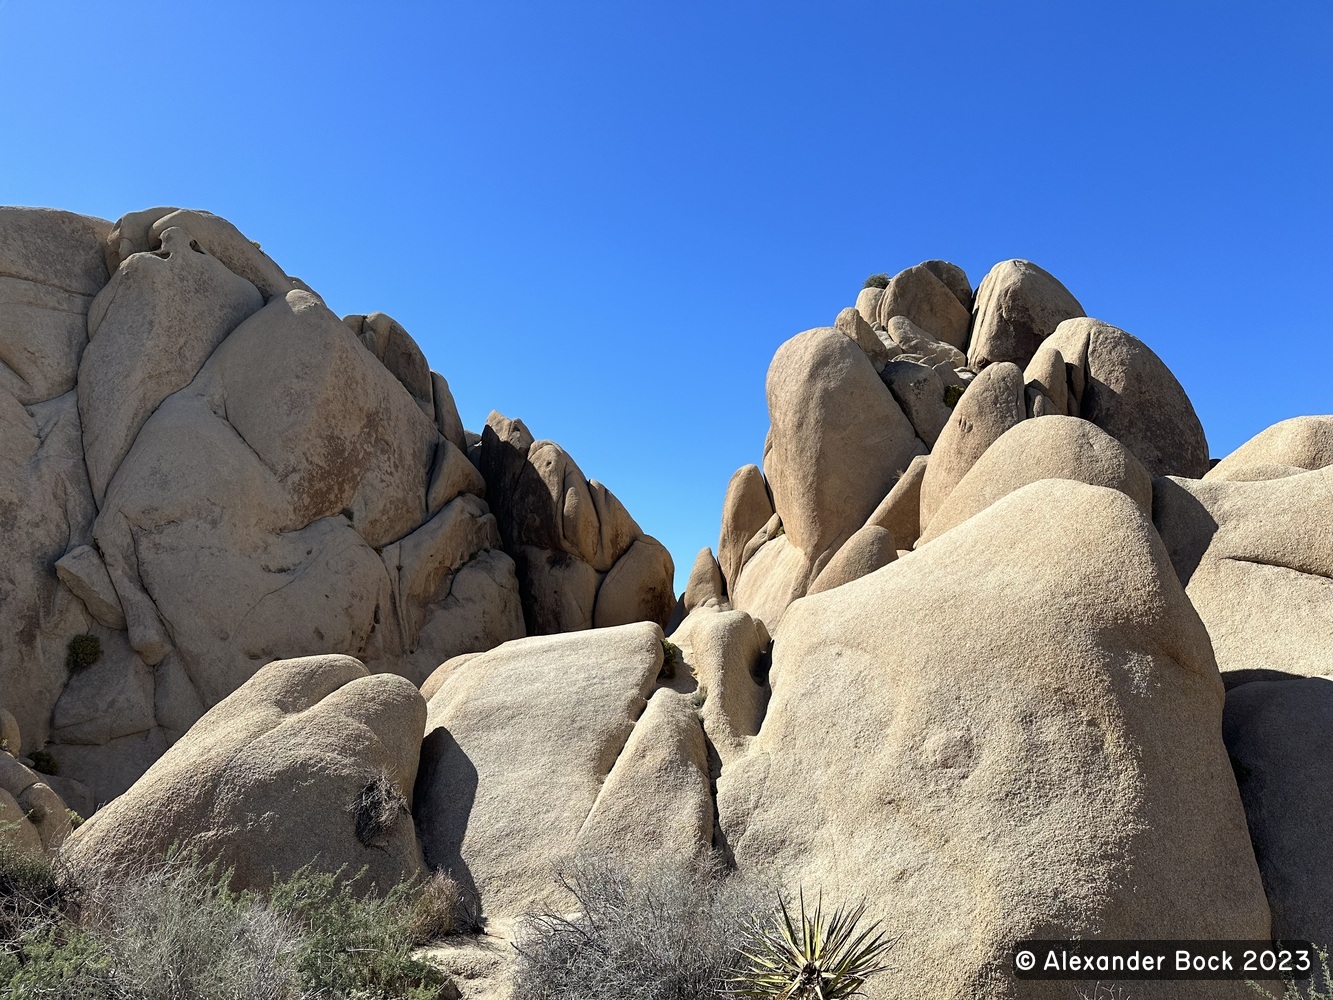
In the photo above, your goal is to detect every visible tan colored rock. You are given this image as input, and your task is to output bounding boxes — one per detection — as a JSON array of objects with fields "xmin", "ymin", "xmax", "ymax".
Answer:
[
  {"xmin": 138, "ymin": 209, "xmax": 293, "ymax": 300},
  {"xmin": 882, "ymin": 316, "xmax": 967, "ymax": 369},
  {"xmin": 79, "ymin": 226, "xmax": 262, "ymax": 502},
  {"xmin": 730, "ymin": 533, "xmax": 809, "ymax": 634},
  {"xmin": 17, "ymin": 781, "xmax": 72, "ymax": 852},
  {"xmin": 593, "ymin": 536, "xmax": 675, "ymax": 629},
  {"xmin": 1044, "ymin": 317, "xmax": 1210, "ymax": 479},
  {"xmin": 1022, "ymin": 343, "xmax": 1069, "ymax": 417},
  {"xmin": 0, "ymin": 787, "xmax": 43, "ymax": 859},
  {"xmin": 876, "ymin": 263, "xmax": 972, "ymax": 349},
  {"xmin": 578, "ymin": 689, "xmax": 714, "ymax": 869},
  {"xmin": 921, "ymin": 260, "xmax": 973, "ymax": 311},
  {"xmin": 968, "ymin": 259, "xmax": 1084, "ymax": 371},
  {"xmin": 764, "ymin": 328, "xmax": 921, "ymax": 568},
  {"xmin": 1224, "ymin": 676, "xmax": 1333, "ymax": 944},
  {"xmin": 716, "ymin": 464, "xmax": 773, "ymax": 598},
  {"xmin": 834, "ymin": 306, "xmax": 897, "ymax": 369},
  {"xmin": 919, "ymin": 416, "xmax": 1153, "ymax": 544},
  {"xmin": 918, "ymin": 361, "xmax": 1026, "ymax": 533},
  {"xmin": 63, "ymin": 654, "xmax": 428, "ymax": 893},
  {"xmin": 1207, "ymin": 416, "xmax": 1333, "ymax": 482},
  {"xmin": 1153, "ymin": 467, "xmax": 1333, "ymax": 683},
  {"xmin": 345, "ymin": 312, "xmax": 434, "ymax": 418},
  {"xmin": 807, "ymin": 525, "xmax": 895, "ymax": 595},
  {"xmin": 513, "ymin": 544, "xmax": 600, "ymax": 634},
  {"xmin": 50, "ymin": 631, "xmax": 155, "ymax": 747},
  {"xmin": 415, "ymin": 624, "xmax": 664, "ymax": 916},
  {"xmin": 55, "ymin": 544, "xmax": 125, "ymax": 630},
  {"xmin": 431, "ymin": 371, "xmax": 469, "ymax": 455},
  {"xmin": 0, "ymin": 389, "xmax": 97, "ymax": 753},
  {"xmin": 0, "ymin": 707, "xmax": 20, "ymax": 756},
  {"xmin": 718, "ymin": 480, "xmax": 1269, "ymax": 1000},
  {"xmin": 670, "ymin": 606, "xmax": 769, "ymax": 764},
  {"xmin": 682, "ymin": 546, "xmax": 725, "ymax": 612},
  {"xmin": 853, "ymin": 285, "xmax": 883, "ymax": 326},
  {"xmin": 0, "ymin": 208, "xmax": 110, "ymax": 405},
  {"xmin": 880, "ymin": 359, "xmax": 951, "ymax": 447},
  {"xmin": 864, "ymin": 454, "xmax": 928, "ymax": 550}
]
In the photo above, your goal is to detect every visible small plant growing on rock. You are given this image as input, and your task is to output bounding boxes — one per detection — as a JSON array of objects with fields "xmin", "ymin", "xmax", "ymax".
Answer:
[
  {"xmin": 65, "ymin": 633, "xmax": 101, "ymax": 672},
  {"xmin": 28, "ymin": 749, "xmax": 58, "ymax": 775},
  {"xmin": 660, "ymin": 638, "xmax": 683, "ymax": 680},
  {"xmin": 733, "ymin": 891, "xmax": 894, "ymax": 999},
  {"xmin": 862, "ymin": 273, "xmax": 890, "ymax": 290},
  {"xmin": 1247, "ymin": 945, "xmax": 1333, "ymax": 999},
  {"xmin": 943, "ymin": 384, "xmax": 966, "ymax": 408},
  {"xmin": 405, "ymin": 870, "xmax": 480, "ymax": 942},
  {"xmin": 351, "ymin": 770, "xmax": 408, "ymax": 847}
]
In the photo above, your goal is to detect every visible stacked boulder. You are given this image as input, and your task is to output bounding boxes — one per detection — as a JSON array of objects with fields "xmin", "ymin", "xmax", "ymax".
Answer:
[{"xmin": 0, "ymin": 206, "xmax": 672, "ymax": 810}]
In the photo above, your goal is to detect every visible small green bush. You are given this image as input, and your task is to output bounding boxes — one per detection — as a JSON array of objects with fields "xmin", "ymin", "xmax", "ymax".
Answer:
[
  {"xmin": 943, "ymin": 384, "xmax": 965, "ymax": 408},
  {"xmin": 28, "ymin": 749, "xmax": 58, "ymax": 775},
  {"xmin": 1247, "ymin": 945, "xmax": 1333, "ymax": 999},
  {"xmin": 660, "ymin": 639, "xmax": 683, "ymax": 680},
  {"xmin": 862, "ymin": 273, "xmax": 890, "ymax": 290},
  {"xmin": 65, "ymin": 633, "xmax": 101, "ymax": 672}
]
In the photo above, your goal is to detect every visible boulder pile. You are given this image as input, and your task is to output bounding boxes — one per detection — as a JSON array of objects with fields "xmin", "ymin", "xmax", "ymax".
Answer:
[{"xmin": 2, "ymin": 213, "xmax": 1330, "ymax": 1000}]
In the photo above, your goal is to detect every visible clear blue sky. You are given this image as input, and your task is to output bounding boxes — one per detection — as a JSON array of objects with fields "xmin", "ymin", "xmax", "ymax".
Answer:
[{"xmin": 2, "ymin": 2, "xmax": 1329, "ymax": 592}]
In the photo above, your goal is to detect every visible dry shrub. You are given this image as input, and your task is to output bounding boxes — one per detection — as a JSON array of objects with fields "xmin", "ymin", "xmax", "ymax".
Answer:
[
  {"xmin": 351, "ymin": 770, "xmax": 409, "ymax": 847},
  {"xmin": 513, "ymin": 855, "xmax": 770, "ymax": 1000}
]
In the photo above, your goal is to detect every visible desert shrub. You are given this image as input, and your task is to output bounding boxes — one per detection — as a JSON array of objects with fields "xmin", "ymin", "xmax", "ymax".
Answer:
[
  {"xmin": 66, "ymin": 633, "xmax": 102, "ymax": 672},
  {"xmin": 405, "ymin": 870, "xmax": 480, "ymax": 943},
  {"xmin": 28, "ymin": 749, "xmax": 58, "ymax": 776},
  {"xmin": 862, "ymin": 273, "xmax": 890, "ymax": 290},
  {"xmin": 1248, "ymin": 946, "xmax": 1333, "ymax": 999},
  {"xmin": 660, "ymin": 639, "xmax": 683, "ymax": 680},
  {"xmin": 513, "ymin": 855, "xmax": 770, "ymax": 1000},
  {"xmin": 1, "ymin": 830, "xmax": 67, "ymax": 944},
  {"xmin": 943, "ymin": 384, "xmax": 966, "ymax": 408},
  {"xmin": 351, "ymin": 770, "xmax": 409, "ymax": 847},
  {"xmin": 732, "ymin": 890, "xmax": 893, "ymax": 999},
  {"xmin": 267, "ymin": 864, "xmax": 454, "ymax": 999}
]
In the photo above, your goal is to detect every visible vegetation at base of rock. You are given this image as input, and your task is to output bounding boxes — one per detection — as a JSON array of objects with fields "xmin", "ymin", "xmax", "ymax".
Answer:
[
  {"xmin": 514, "ymin": 856, "xmax": 772, "ymax": 1000},
  {"xmin": 862, "ymin": 273, "xmax": 890, "ymax": 290},
  {"xmin": 660, "ymin": 638, "xmax": 682, "ymax": 679},
  {"xmin": 943, "ymin": 383, "xmax": 965, "ymax": 408},
  {"xmin": 732, "ymin": 891, "xmax": 894, "ymax": 999},
  {"xmin": 351, "ymin": 769, "xmax": 409, "ymax": 847},
  {"xmin": 405, "ymin": 870, "xmax": 480, "ymax": 942},
  {"xmin": 1247, "ymin": 946, "xmax": 1333, "ymax": 999},
  {"xmin": 0, "ymin": 846, "xmax": 459, "ymax": 999},
  {"xmin": 28, "ymin": 749, "xmax": 58, "ymax": 775},
  {"xmin": 65, "ymin": 632, "xmax": 102, "ymax": 672}
]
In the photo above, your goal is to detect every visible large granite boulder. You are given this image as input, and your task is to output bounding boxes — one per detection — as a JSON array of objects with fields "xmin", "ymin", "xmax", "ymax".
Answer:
[
  {"xmin": 62, "ymin": 654, "xmax": 428, "ymax": 892},
  {"xmin": 717, "ymin": 480, "xmax": 1269, "ymax": 1000},
  {"xmin": 1206, "ymin": 415, "xmax": 1333, "ymax": 482},
  {"xmin": 1153, "ymin": 465, "xmax": 1333, "ymax": 684},
  {"xmin": 968, "ymin": 259, "xmax": 1084, "ymax": 371}
]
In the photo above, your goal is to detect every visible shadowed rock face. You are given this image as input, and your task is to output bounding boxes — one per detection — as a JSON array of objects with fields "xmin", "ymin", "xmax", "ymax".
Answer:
[{"xmin": 0, "ymin": 206, "xmax": 667, "ymax": 806}]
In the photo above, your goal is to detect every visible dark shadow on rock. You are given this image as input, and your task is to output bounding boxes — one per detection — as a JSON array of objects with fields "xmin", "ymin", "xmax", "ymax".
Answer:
[
  {"xmin": 413, "ymin": 726, "xmax": 480, "ymax": 906},
  {"xmin": 1151, "ymin": 475, "xmax": 1218, "ymax": 587}
]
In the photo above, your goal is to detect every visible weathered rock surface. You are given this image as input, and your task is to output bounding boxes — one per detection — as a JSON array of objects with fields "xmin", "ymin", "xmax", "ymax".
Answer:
[
  {"xmin": 669, "ymin": 605, "xmax": 769, "ymax": 765},
  {"xmin": 1224, "ymin": 676, "xmax": 1333, "ymax": 945},
  {"xmin": 415, "ymin": 624, "xmax": 667, "ymax": 916},
  {"xmin": 718, "ymin": 480, "xmax": 1270, "ymax": 1000},
  {"xmin": 63, "ymin": 654, "xmax": 428, "ymax": 892},
  {"xmin": 1206, "ymin": 415, "xmax": 1333, "ymax": 482},
  {"xmin": 918, "ymin": 416, "xmax": 1153, "ymax": 544},
  {"xmin": 876, "ymin": 262, "xmax": 972, "ymax": 349},
  {"xmin": 968, "ymin": 259, "xmax": 1084, "ymax": 371},
  {"xmin": 1153, "ymin": 466, "xmax": 1333, "ymax": 683},
  {"xmin": 478, "ymin": 412, "xmax": 674, "ymax": 635},
  {"xmin": 716, "ymin": 464, "xmax": 773, "ymax": 598},
  {"xmin": 806, "ymin": 524, "xmax": 895, "ymax": 594},
  {"xmin": 1043, "ymin": 317, "xmax": 1210, "ymax": 479}
]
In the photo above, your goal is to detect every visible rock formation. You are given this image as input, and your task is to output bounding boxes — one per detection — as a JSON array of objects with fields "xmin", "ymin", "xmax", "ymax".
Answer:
[
  {"xmin": 4, "ymin": 220, "xmax": 1331, "ymax": 1000},
  {"xmin": 0, "ymin": 206, "xmax": 671, "ymax": 806}
]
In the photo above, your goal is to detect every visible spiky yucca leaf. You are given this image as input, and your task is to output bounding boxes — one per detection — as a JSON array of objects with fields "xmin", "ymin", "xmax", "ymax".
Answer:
[{"xmin": 732, "ymin": 890, "xmax": 894, "ymax": 999}]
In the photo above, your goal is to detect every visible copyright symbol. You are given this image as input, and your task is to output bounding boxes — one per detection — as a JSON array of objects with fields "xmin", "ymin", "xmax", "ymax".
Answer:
[{"xmin": 1016, "ymin": 950, "xmax": 1036, "ymax": 972}]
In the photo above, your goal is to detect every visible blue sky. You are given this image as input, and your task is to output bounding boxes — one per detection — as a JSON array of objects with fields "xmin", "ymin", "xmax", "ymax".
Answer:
[{"xmin": 2, "ymin": 2, "xmax": 1329, "ymax": 591}]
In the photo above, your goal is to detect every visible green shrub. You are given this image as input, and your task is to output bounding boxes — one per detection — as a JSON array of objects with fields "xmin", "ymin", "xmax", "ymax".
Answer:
[
  {"xmin": 732, "ymin": 890, "xmax": 894, "ymax": 999},
  {"xmin": 660, "ymin": 639, "xmax": 683, "ymax": 680},
  {"xmin": 1248, "ymin": 946, "xmax": 1333, "ymax": 999},
  {"xmin": 943, "ymin": 384, "xmax": 966, "ymax": 408},
  {"xmin": 862, "ymin": 273, "xmax": 890, "ymax": 290},
  {"xmin": 514, "ymin": 855, "xmax": 770, "ymax": 1000},
  {"xmin": 65, "ymin": 633, "xmax": 101, "ymax": 672},
  {"xmin": 28, "ymin": 749, "xmax": 58, "ymax": 776}
]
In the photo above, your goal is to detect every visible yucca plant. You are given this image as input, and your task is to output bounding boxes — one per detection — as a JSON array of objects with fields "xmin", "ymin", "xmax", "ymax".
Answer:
[{"xmin": 732, "ymin": 890, "xmax": 894, "ymax": 999}]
